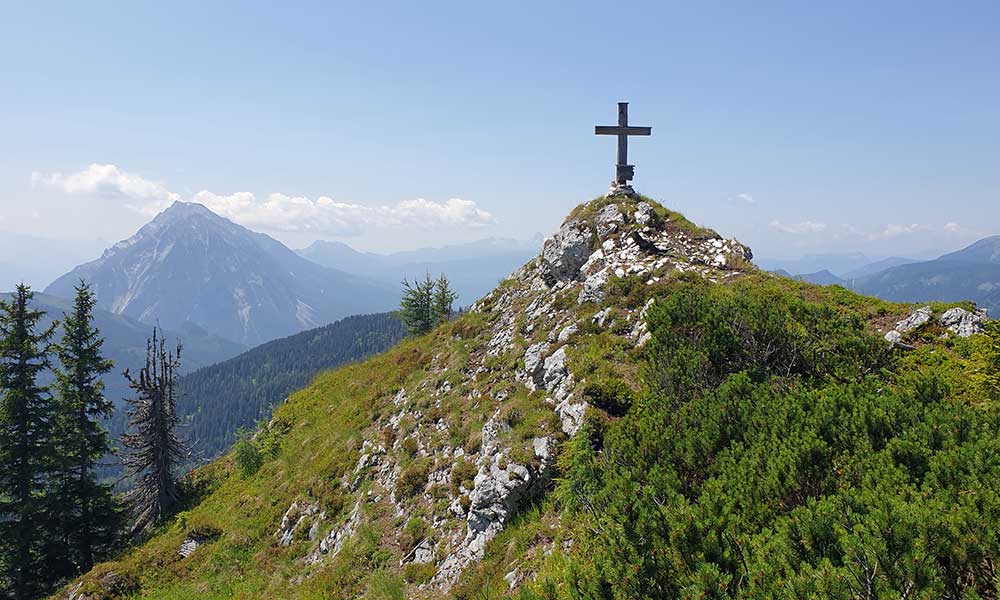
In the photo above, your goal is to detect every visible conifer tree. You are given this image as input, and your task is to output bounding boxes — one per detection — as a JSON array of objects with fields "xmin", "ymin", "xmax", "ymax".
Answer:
[
  {"xmin": 400, "ymin": 274, "xmax": 458, "ymax": 335},
  {"xmin": 0, "ymin": 284, "xmax": 57, "ymax": 599},
  {"xmin": 51, "ymin": 281, "xmax": 120, "ymax": 574},
  {"xmin": 121, "ymin": 329, "xmax": 186, "ymax": 537},
  {"xmin": 432, "ymin": 274, "xmax": 458, "ymax": 324},
  {"xmin": 399, "ymin": 275, "xmax": 435, "ymax": 335}
]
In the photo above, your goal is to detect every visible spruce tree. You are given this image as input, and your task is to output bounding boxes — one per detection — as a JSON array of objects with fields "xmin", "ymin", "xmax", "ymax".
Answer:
[
  {"xmin": 399, "ymin": 275, "xmax": 435, "ymax": 335},
  {"xmin": 51, "ymin": 281, "xmax": 120, "ymax": 574},
  {"xmin": 0, "ymin": 284, "xmax": 57, "ymax": 599},
  {"xmin": 432, "ymin": 274, "xmax": 457, "ymax": 324},
  {"xmin": 121, "ymin": 329, "xmax": 186, "ymax": 537}
]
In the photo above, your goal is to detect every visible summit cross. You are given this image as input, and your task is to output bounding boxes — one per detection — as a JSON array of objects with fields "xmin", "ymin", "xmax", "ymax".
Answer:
[{"xmin": 595, "ymin": 102, "xmax": 651, "ymax": 191}]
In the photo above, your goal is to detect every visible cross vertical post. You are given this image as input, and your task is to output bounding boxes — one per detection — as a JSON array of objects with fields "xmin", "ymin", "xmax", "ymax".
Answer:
[{"xmin": 617, "ymin": 102, "xmax": 628, "ymax": 171}]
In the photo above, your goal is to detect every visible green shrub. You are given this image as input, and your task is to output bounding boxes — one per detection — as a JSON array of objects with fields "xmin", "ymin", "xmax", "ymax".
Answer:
[
  {"xmin": 400, "ymin": 517, "xmax": 428, "ymax": 554},
  {"xmin": 539, "ymin": 278, "xmax": 1000, "ymax": 600},
  {"xmin": 232, "ymin": 430, "xmax": 263, "ymax": 477},
  {"xmin": 969, "ymin": 320, "xmax": 1000, "ymax": 402},
  {"xmin": 464, "ymin": 431, "xmax": 482, "ymax": 454},
  {"xmin": 451, "ymin": 458, "xmax": 478, "ymax": 493},
  {"xmin": 582, "ymin": 377, "xmax": 633, "ymax": 417},
  {"xmin": 400, "ymin": 437, "xmax": 419, "ymax": 458},
  {"xmin": 403, "ymin": 562, "xmax": 437, "ymax": 584},
  {"xmin": 395, "ymin": 459, "xmax": 431, "ymax": 500},
  {"xmin": 364, "ymin": 571, "xmax": 405, "ymax": 600}
]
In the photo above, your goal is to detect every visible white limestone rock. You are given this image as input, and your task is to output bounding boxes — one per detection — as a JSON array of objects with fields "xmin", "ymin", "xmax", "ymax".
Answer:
[
  {"xmin": 413, "ymin": 538, "xmax": 435, "ymax": 564},
  {"xmin": 634, "ymin": 202, "xmax": 655, "ymax": 225},
  {"xmin": 523, "ymin": 342, "xmax": 549, "ymax": 388},
  {"xmin": 275, "ymin": 501, "xmax": 319, "ymax": 547},
  {"xmin": 885, "ymin": 306, "xmax": 932, "ymax": 342},
  {"xmin": 306, "ymin": 501, "xmax": 362, "ymax": 565},
  {"xmin": 435, "ymin": 432, "xmax": 555, "ymax": 585},
  {"xmin": 578, "ymin": 267, "xmax": 610, "ymax": 304},
  {"xmin": 939, "ymin": 307, "xmax": 988, "ymax": 337},
  {"xmin": 555, "ymin": 398, "xmax": 587, "ymax": 435},
  {"xmin": 592, "ymin": 307, "xmax": 612, "ymax": 328},
  {"xmin": 178, "ymin": 537, "xmax": 202, "ymax": 558},
  {"xmin": 557, "ymin": 323, "xmax": 578, "ymax": 343},
  {"xmin": 542, "ymin": 347, "xmax": 568, "ymax": 393},
  {"xmin": 538, "ymin": 219, "xmax": 596, "ymax": 285},
  {"xmin": 595, "ymin": 203, "xmax": 625, "ymax": 238}
]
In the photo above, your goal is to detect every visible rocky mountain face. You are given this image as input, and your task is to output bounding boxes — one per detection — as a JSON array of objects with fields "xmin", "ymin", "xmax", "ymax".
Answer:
[
  {"xmin": 45, "ymin": 202, "xmax": 397, "ymax": 347},
  {"xmin": 61, "ymin": 194, "xmax": 758, "ymax": 599}
]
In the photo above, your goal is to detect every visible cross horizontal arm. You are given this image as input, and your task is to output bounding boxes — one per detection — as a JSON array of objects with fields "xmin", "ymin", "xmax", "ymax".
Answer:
[{"xmin": 594, "ymin": 126, "xmax": 652, "ymax": 136}]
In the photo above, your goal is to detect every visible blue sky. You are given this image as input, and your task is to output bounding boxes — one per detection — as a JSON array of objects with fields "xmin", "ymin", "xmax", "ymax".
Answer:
[{"xmin": 1, "ymin": 0, "xmax": 998, "ymax": 259}]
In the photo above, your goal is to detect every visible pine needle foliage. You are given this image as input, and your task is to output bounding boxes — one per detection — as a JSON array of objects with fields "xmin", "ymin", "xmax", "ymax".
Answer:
[
  {"xmin": 399, "ymin": 274, "xmax": 457, "ymax": 335},
  {"xmin": 432, "ymin": 274, "xmax": 458, "ymax": 324},
  {"xmin": 0, "ymin": 284, "xmax": 57, "ymax": 600},
  {"xmin": 51, "ymin": 281, "xmax": 122, "ymax": 575}
]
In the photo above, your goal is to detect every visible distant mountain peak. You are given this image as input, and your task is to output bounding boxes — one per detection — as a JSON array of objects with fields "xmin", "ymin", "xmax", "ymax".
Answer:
[
  {"xmin": 160, "ymin": 200, "xmax": 217, "ymax": 218},
  {"xmin": 938, "ymin": 235, "xmax": 1000, "ymax": 265},
  {"xmin": 46, "ymin": 203, "xmax": 396, "ymax": 346},
  {"xmin": 146, "ymin": 201, "xmax": 235, "ymax": 232}
]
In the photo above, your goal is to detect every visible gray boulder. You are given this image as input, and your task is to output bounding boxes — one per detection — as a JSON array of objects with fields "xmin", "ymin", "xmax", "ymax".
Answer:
[
  {"xmin": 634, "ymin": 202, "xmax": 656, "ymax": 226},
  {"xmin": 595, "ymin": 204, "xmax": 625, "ymax": 238},
  {"xmin": 885, "ymin": 306, "xmax": 932, "ymax": 342},
  {"xmin": 541, "ymin": 347, "xmax": 568, "ymax": 393},
  {"xmin": 413, "ymin": 538, "xmax": 435, "ymax": 564},
  {"xmin": 940, "ymin": 307, "xmax": 988, "ymax": 337},
  {"xmin": 538, "ymin": 219, "xmax": 595, "ymax": 285},
  {"xmin": 523, "ymin": 342, "xmax": 549, "ymax": 387},
  {"xmin": 578, "ymin": 267, "xmax": 610, "ymax": 304}
]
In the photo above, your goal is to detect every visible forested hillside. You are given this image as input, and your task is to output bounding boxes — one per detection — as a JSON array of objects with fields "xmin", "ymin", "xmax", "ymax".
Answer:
[{"xmin": 177, "ymin": 312, "xmax": 407, "ymax": 460}]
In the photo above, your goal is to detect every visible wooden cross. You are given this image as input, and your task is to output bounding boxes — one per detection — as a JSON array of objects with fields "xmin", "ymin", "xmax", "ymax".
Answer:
[{"xmin": 595, "ymin": 102, "xmax": 651, "ymax": 185}]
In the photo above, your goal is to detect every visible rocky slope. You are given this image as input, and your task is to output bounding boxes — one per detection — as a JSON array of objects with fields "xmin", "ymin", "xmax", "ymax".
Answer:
[
  {"xmin": 60, "ymin": 194, "xmax": 987, "ymax": 599},
  {"xmin": 46, "ymin": 202, "xmax": 397, "ymax": 347}
]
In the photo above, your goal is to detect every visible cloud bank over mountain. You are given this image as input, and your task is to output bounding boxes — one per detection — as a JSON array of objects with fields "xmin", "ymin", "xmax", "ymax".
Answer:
[{"xmin": 32, "ymin": 163, "xmax": 495, "ymax": 237}]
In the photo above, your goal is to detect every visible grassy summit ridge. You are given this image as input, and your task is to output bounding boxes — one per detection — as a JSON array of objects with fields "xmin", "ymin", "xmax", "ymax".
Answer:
[{"xmin": 60, "ymin": 196, "xmax": 999, "ymax": 599}]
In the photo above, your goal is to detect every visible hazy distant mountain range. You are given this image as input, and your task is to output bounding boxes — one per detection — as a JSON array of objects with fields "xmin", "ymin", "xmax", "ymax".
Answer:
[
  {"xmin": 762, "ymin": 236, "xmax": 1000, "ymax": 317},
  {"xmin": 297, "ymin": 235, "xmax": 540, "ymax": 307},
  {"xmin": 45, "ymin": 202, "xmax": 398, "ymax": 346}
]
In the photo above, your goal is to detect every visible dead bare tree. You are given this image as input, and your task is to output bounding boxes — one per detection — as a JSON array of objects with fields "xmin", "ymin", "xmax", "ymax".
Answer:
[{"xmin": 120, "ymin": 328, "xmax": 187, "ymax": 537}]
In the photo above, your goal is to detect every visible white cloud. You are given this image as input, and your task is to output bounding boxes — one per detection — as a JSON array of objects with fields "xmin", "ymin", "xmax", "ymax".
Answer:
[
  {"xmin": 731, "ymin": 193, "xmax": 755, "ymax": 205},
  {"xmin": 869, "ymin": 223, "xmax": 930, "ymax": 240},
  {"xmin": 943, "ymin": 221, "xmax": 970, "ymax": 235},
  {"xmin": 32, "ymin": 164, "xmax": 179, "ymax": 216},
  {"xmin": 192, "ymin": 191, "xmax": 495, "ymax": 236},
  {"xmin": 195, "ymin": 191, "xmax": 495, "ymax": 236},
  {"xmin": 769, "ymin": 219, "xmax": 827, "ymax": 234},
  {"xmin": 32, "ymin": 164, "xmax": 496, "ymax": 236}
]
